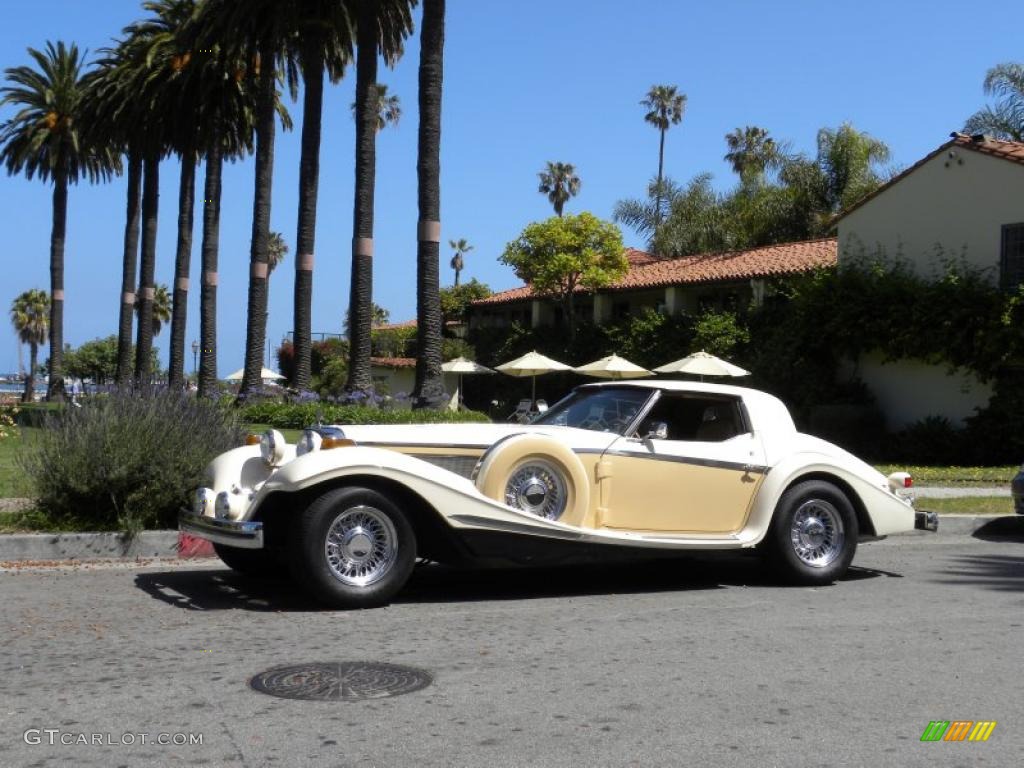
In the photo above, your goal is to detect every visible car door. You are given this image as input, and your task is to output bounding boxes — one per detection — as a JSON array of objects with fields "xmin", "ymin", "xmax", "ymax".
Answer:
[{"xmin": 598, "ymin": 392, "xmax": 767, "ymax": 534}]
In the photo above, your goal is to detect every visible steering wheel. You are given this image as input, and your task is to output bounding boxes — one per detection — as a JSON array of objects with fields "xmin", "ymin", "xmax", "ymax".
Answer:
[{"xmin": 579, "ymin": 414, "xmax": 610, "ymax": 431}]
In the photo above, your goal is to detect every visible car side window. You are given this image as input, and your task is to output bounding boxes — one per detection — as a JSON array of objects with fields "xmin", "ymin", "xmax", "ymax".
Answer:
[{"xmin": 640, "ymin": 395, "xmax": 745, "ymax": 442}]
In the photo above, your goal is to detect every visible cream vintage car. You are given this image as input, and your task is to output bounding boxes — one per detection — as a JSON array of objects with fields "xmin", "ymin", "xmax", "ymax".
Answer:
[{"xmin": 179, "ymin": 381, "xmax": 936, "ymax": 608}]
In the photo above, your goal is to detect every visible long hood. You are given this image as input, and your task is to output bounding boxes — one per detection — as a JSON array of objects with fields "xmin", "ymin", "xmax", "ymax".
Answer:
[{"xmin": 331, "ymin": 422, "xmax": 618, "ymax": 452}]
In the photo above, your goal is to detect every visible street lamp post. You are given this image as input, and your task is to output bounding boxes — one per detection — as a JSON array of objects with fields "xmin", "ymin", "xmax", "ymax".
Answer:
[{"xmin": 191, "ymin": 340, "xmax": 199, "ymax": 375}]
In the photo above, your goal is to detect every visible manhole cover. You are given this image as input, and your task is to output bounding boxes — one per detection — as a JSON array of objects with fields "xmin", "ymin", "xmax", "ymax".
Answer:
[{"xmin": 250, "ymin": 662, "xmax": 432, "ymax": 701}]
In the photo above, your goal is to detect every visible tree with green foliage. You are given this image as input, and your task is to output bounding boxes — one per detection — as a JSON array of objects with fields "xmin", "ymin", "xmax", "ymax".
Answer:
[
  {"xmin": 448, "ymin": 237, "xmax": 472, "ymax": 286},
  {"xmin": 9, "ymin": 289, "xmax": 49, "ymax": 403},
  {"xmin": 964, "ymin": 62, "xmax": 1024, "ymax": 141},
  {"xmin": 724, "ymin": 126, "xmax": 785, "ymax": 186},
  {"xmin": 352, "ymin": 82, "xmax": 402, "ymax": 131},
  {"xmin": 63, "ymin": 336, "xmax": 119, "ymax": 385},
  {"xmin": 641, "ymin": 84, "xmax": 686, "ymax": 228},
  {"xmin": 135, "ymin": 284, "xmax": 172, "ymax": 337},
  {"xmin": 537, "ymin": 161, "xmax": 580, "ymax": 217},
  {"xmin": 440, "ymin": 278, "xmax": 491, "ymax": 322},
  {"xmin": 500, "ymin": 213, "xmax": 626, "ymax": 339},
  {"xmin": 0, "ymin": 42, "xmax": 118, "ymax": 400}
]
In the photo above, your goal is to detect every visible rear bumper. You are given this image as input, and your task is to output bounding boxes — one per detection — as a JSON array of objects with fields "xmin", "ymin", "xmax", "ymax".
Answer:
[
  {"xmin": 915, "ymin": 510, "xmax": 939, "ymax": 532},
  {"xmin": 179, "ymin": 510, "xmax": 264, "ymax": 549}
]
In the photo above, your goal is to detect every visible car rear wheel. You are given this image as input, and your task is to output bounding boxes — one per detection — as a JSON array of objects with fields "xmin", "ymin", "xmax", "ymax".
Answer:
[
  {"xmin": 288, "ymin": 486, "xmax": 417, "ymax": 609},
  {"xmin": 765, "ymin": 480, "xmax": 858, "ymax": 585},
  {"xmin": 212, "ymin": 543, "xmax": 278, "ymax": 578}
]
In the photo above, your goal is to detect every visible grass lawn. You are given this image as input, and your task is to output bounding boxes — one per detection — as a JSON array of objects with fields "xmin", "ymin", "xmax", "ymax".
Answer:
[
  {"xmin": 874, "ymin": 465, "xmax": 1017, "ymax": 486},
  {"xmin": 0, "ymin": 427, "xmax": 35, "ymax": 499},
  {"xmin": 915, "ymin": 496, "xmax": 1016, "ymax": 516},
  {"xmin": 244, "ymin": 424, "xmax": 303, "ymax": 443}
]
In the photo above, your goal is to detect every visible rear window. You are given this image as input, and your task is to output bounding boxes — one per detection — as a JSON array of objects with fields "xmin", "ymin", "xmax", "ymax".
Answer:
[{"xmin": 637, "ymin": 393, "xmax": 746, "ymax": 442}]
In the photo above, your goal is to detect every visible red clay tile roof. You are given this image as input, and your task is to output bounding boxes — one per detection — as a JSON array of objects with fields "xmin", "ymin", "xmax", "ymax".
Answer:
[
  {"xmin": 370, "ymin": 356, "xmax": 416, "ymax": 369},
  {"xmin": 837, "ymin": 132, "xmax": 1024, "ymax": 221},
  {"xmin": 472, "ymin": 239, "xmax": 837, "ymax": 306},
  {"xmin": 373, "ymin": 319, "xmax": 417, "ymax": 331}
]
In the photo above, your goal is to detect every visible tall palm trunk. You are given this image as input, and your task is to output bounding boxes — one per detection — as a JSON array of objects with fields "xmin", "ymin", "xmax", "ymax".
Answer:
[
  {"xmin": 412, "ymin": 0, "xmax": 446, "ymax": 410},
  {"xmin": 135, "ymin": 151, "xmax": 160, "ymax": 385},
  {"xmin": 116, "ymin": 150, "xmax": 142, "ymax": 387},
  {"xmin": 197, "ymin": 140, "xmax": 223, "ymax": 398},
  {"xmin": 168, "ymin": 151, "xmax": 196, "ymax": 389},
  {"xmin": 345, "ymin": 0, "xmax": 380, "ymax": 394},
  {"xmin": 46, "ymin": 169, "xmax": 68, "ymax": 401},
  {"xmin": 655, "ymin": 127, "xmax": 666, "ymax": 227},
  {"xmin": 239, "ymin": 35, "xmax": 277, "ymax": 399},
  {"xmin": 23, "ymin": 342, "xmax": 38, "ymax": 404},
  {"xmin": 293, "ymin": 43, "xmax": 325, "ymax": 392}
]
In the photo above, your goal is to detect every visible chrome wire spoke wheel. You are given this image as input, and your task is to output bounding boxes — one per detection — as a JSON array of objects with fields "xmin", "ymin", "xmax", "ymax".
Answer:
[
  {"xmin": 505, "ymin": 460, "xmax": 568, "ymax": 520},
  {"xmin": 324, "ymin": 505, "xmax": 399, "ymax": 587},
  {"xmin": 789, "ymin": 499, "xmax": 845, "ymax": 568}
]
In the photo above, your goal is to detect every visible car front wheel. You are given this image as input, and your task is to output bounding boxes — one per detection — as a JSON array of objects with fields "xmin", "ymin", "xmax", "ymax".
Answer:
[
  {"xmin": 765, "ymin": 480, "xmax": 858, "ymax": 586},
  {"xmin": 288, "ymin": 486, "xmax": 417, "ymax": 609}
]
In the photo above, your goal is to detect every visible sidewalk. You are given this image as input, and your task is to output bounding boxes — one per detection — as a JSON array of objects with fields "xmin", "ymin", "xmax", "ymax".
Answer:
[{"xmin": 914, "ymin": 486, "xmax": 1009, "ymax": 498}]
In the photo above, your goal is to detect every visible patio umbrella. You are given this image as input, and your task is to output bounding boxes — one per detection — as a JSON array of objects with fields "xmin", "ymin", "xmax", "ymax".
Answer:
[
  {"xmin": 574, "ymin": 354, "xmax": 653, "ymax": 380},
  {"xmin": 225, "ymin": 367, "xmax": 287, "ymax": 382},
  {"xmin": 653, "ymin": 350, "xmax": 750, "ymax": 378},
  {"xmin": 495, "ymin": 350, "xmax": 571, "ymax": 403},
  {"xmin": 441, "ymin": 357, "xmax": 494, "ymax": 406}
]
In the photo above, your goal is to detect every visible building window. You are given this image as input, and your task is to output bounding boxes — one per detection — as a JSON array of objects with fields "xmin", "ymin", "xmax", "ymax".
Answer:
[{"xmin": 1002, "ymin": 223, "xmax": 1024, "ymax": 289}]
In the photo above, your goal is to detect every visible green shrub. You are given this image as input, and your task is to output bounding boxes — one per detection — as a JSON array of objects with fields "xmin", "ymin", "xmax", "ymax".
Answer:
[
  {"xmin": 20, "ymin": 391, "xmax": 244, "ymax": 534},
  {"xmin": 238, "ymin": 402, "xmax": 490, "ymax": 429}
]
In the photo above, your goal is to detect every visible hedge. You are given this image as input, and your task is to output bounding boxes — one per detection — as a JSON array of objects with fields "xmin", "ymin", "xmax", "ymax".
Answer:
[{"xmin": 238, "ymin": 402, "xmax": 490, "ymax": 429}]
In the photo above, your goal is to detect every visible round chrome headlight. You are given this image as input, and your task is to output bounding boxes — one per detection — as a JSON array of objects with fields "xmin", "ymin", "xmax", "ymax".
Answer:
[
  {"xmin": 259, "ymin": 429, "xmax": 286, "ymax": 466},
  {"xmin": 215, "ymin": 491, "xmax": 232, "ymax": 519},
  {"xmin": 295, "ymin": 428, "xmax": 323, "ymax": 457}
]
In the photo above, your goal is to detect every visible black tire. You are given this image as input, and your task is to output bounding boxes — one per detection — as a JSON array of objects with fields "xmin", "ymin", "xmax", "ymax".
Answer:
[
  {"xmin": 288, "ymin": 486, "xmax": 417, "ymax": 609},
  {"xmin": 764, "ymin": 480, "xmax": 858, "ymax": 586},
  {"xmin": 212, "ymin": 542, "xmax": 279, "ymax": 578}
]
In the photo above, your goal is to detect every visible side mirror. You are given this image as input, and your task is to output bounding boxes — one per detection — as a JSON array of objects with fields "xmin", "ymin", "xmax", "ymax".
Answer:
[
  {"xmin": 646, "ymin": 422, "xmax": 668, "ymax": 440},
  {"xmin": 643, "ymin": 423, "xmax": 667, "ymax": 448}
]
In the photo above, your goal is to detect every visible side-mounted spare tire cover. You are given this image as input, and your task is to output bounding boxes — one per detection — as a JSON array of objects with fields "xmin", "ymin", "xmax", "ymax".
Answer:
[{"xmin": 475, "ymin": 434, "xmax": 590, "ymax": 523}]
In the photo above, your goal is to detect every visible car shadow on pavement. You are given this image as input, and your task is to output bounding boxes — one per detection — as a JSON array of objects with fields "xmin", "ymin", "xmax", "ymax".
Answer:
[
  {"xmin": 134, "ymin": 553, "xmax": 889, "ymax": 611},
  {"xmin": 935, "ymin": 553, "xmax": 1024, "ymax": 593}
]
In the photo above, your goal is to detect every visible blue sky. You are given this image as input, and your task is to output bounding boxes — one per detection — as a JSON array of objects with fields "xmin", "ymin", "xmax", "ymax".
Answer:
[{"xmin": 0, "ymin": 0, "xmax": 1018, "ymax": 375}]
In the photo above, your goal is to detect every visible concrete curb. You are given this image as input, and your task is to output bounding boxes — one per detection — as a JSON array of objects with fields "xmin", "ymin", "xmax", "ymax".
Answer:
[
  {"xmin": 0, "ymin": 516, "xmax": 1021, "ymax": 563},
  {"xmin": 0, "ymin": 531, "xmax": 215, "ymax": 562}
]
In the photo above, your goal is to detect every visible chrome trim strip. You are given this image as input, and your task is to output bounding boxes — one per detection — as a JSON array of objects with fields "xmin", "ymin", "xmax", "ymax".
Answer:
[
  {"xmin": 604, "ymin": 449, "xmax": 768, "ymax": 474},
  {"xmin": 178, "ymin": 511, "xmax": 264, "ymax": 549},
  {"xmin": 449, "ymin": 514, "xmax": 585, "ymax": 540},
  {"xmin": 358, "ymin": 441, "xmax": 491, "ymax": 451}
]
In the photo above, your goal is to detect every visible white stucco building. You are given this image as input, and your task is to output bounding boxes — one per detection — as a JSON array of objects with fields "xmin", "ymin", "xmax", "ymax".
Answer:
[{"xmin": 836, "ymin": 132, "xmax": 1024, "ymax": 427}]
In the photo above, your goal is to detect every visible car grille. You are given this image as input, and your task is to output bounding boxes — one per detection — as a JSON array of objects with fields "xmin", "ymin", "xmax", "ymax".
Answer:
[{"xmin": 412, "ymin": 454, "xmax": 479, "ymax": 479}]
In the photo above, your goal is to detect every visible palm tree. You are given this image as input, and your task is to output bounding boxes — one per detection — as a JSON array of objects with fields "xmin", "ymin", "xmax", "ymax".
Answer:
[
  {"xmin": 268, "ymin": 230, "xmax": 288, "ymax": 277},
  {"xmin": 191, "ymin": 2, "xmax": 296, "ymax": 400},
  {"xmin": 352, "ymin": 82, "xmax": 401, "ymax": 130},
  {"xmin": 448, "ymin": 237, "xmax": 472, "ymax": 286},
  {"xmin": 815, "ymin": 123, "xmax": 890, "ymax": 212},
  {"xmin": 537, "ymin": 161, "xmax": 581, "ymax": 217},
  {"xmin": 289, "ymin": 1, "xmax": 354, "ymax": 393},
  {"xmin": 411, "ymin": 0, "xmax": 447, "ymax": 410},
  {"xmin": 80, "ymin": 51, "xmax": 141, "ymax": 388},
  {"xmin": 724, "ymin": 126, "xmax": 784, "ymax": 185},
  {"xmin": 9, "ymin": 289, "xmax": 49, "ymax": 403},
  {"xmin": 136, "ymin": 283, "xmax": 172, "ymax": 337},
  {"xmin": 0, "ymin": 42, "xmax": 117, "ymax": 400},
  {"xmin": 964, "ymin": 62, "xmax": 1024, "ymax": 141},
  {"xmin": 641, "ymin": 84, "xmax": 686, "ymax": 227},
  {"xmin": 346, "ymin": 0, "xmax": 416, "ymax": 394}
]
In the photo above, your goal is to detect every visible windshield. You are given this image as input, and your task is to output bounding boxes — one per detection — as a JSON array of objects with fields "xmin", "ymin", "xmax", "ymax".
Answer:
[{"xmin": 532, "ymin": 386, "xmax": 653, "ymax": 434}]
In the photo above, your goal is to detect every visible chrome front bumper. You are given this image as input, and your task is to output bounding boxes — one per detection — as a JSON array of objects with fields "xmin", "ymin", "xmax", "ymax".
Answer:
[
  {"xmin": 179, "ymin": 510, "xmax": 264, "ymax": 549},
  {"xmin": 915, "ymin": 510, "xmax": 939, "ymax": 532}
]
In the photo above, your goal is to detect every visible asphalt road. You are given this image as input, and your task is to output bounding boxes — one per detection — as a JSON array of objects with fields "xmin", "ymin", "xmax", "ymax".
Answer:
[{"xmin": 1, "ymin": 533, "xmax": 1021, "ymax": 768}]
